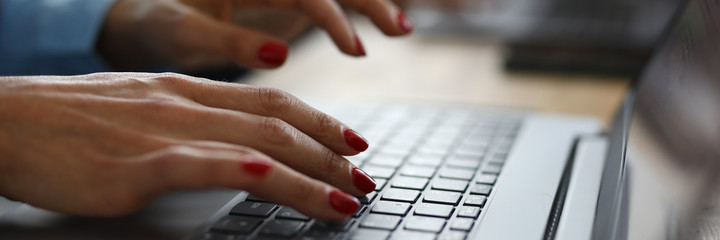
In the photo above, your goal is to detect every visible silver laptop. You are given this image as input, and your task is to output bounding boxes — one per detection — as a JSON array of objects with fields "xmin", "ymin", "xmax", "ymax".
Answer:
[{"xmin": 1, "ymin": 0, "xmax": 718, "ymax": 239}]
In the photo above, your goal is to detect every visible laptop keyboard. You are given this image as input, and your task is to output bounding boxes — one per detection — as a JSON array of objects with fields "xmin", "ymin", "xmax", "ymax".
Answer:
[{"xmin": 197, "ymin": 104, "xmax": 524, "ymax": 240}]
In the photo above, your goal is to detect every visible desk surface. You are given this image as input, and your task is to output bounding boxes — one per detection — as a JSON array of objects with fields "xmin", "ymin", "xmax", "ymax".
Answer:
[{"xmin": 245, "ymin": 19, "xmax": 629, "ymax": 128}]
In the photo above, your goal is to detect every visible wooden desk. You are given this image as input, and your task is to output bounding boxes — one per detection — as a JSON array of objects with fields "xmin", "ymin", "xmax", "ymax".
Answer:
[{"xmin": 244, "ymin": 19, "xmax": 630, "ymax": 128}]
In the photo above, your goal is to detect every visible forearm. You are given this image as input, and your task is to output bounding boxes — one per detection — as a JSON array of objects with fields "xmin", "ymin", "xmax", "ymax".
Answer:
[{"xmin": 0, "ymin": 0, "xmax": 117, "ymax": 76}]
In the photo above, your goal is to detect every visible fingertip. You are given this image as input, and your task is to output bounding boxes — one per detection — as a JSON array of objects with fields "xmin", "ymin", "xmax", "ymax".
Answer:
[
  {"xmin": 328, "ymin": 190, "xmax": 360, "ymax": 215},
  {"xmin": 397, "ymin": 12, "xmax": 414, "ymax": 35},
  {"xmin": 354, "ymin": 36, "xmax": 366, "ymax": 57},
  {"xmin": 240, "ymin": 159, "xmax": 273, "ymax": 177},
  {"xmin": 257, "ymin": 42, "xmax": 289, "ymax": 67},
  {"xmin": 343, "ymin": 129, "xmax": 369, "ymax": 152}
]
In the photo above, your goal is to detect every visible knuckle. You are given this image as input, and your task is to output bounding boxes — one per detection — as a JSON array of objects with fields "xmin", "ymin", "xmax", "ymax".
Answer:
[
  {"xmin": 137, "ymin": 95, "xmax": 197, "ymax": 115},
  {"xmin": 290, "ymin": 177, "xmax": 318, "ymax": 203},
  {"xmin": 320, "ymin": 149, "xmax": 344, "ymax": 173},
  {"xmin": 312, "ymin": 111, "xmax": 336, "ymax": 134},
  {"xmin": 256, "ymin": 87, "xmax": 295, "ymax": 114},
  {"xmin": 259, "ymin": 117, "xmax": 296, "ymax": 145},
  {"xmin": 149, "ymin": 72, "xmax": 199, "ymax": 89}
]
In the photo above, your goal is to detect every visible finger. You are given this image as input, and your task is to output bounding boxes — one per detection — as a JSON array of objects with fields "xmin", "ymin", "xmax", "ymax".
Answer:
[
  {"xmin": 338, "ymin": 0, "xmax": 414, "ymax": 35},
  {"xmin": 173, "ymin": 10, "xmax": 290, "ymax": 68},
  {"xmin": 235, "ymin": 0, "xmax": 365, "ymax": 56},
  {"xmin": 130, "ymin": 144, "xmax": 360, "ymax": 220},
  {"xmin": 170, "ymin": 78, "xmax": 368, "ymax": 156},
  {"xmin": 154, "ymin": 106, "xmax": 375, "ymax": 196}
]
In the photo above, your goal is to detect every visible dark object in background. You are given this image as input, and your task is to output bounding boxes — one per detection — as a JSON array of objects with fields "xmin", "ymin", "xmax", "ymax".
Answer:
[{"xmin": 408, "ymin": 0, "xmax": 682, "ymax": 76}]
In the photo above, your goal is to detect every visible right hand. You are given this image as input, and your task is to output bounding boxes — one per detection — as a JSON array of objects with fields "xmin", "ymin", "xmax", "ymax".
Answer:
[
  {"xmin": 0, "ymin": 72, "xmax": 375, "ymax": 220},
  {"xmin": 98, "ymin": 0, "xmax": 414, "ymax": 71}
]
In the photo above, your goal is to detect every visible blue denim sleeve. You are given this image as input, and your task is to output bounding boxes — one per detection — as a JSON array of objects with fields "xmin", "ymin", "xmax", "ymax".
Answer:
[{"xmin": 0, "ymin": 0, "xmax": 117, "ymax": 76}]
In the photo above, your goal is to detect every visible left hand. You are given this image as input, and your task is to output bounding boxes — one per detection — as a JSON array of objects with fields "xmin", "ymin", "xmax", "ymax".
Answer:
[{"xmin": 97, "ymin": 0, "xmax": 414, "ymax": 71}]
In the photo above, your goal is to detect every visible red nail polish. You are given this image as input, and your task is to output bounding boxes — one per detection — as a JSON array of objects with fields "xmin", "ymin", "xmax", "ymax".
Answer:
[
  {"xmin": 241, "ymin": 160, "xmax": 272, "ymax": 177},
  {"xmin": 328, "ymin": 190, "xmax": 359, "ymax": 215},
  {"xmin": 354, "ymin": 36, "xmax": 366, "ymax": 56},
  {"xmin": 257, "ymin": 42, "xmax": 288, "ymax": 66},
  {"xmin": 398, "ymin": 12, "xmax": 414, "ymax": 34},
  {"xmin": 352, "ymin": 167, "xmax": 376, "ymax": 193},
  {"xmin": 344, "ymin": 129, "xmax": 369, "ymax": 152}
]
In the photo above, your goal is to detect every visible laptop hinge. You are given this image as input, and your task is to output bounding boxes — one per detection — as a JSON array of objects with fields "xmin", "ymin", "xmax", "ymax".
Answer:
[{"xmin": 544, "ymin": 135, "xmax": 609, "ymax": 240}]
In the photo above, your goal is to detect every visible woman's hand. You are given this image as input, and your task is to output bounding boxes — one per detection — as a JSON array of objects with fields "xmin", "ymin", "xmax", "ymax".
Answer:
[
  {"xmin": 98, "ymin": 0, "xmax": 414, "ymax": 71},
  {"xmin": 0, "ymin": 72, "xmax": 375, "ymax": 220}
]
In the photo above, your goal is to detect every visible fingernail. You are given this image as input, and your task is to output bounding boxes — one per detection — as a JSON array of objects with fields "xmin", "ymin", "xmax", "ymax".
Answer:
[
  {"xmin": 257, "ymin": 42, "xmax": 288, "ymax": 66},
  {"xmin": 352, "ymin": 167, "xmax": 376, "ymax": 193},
  {"xmin": 241, "ymin": 160, "xmax": 272, "ymax": 177},
  {"xmin": 354, "ymin": 36, "xmax": 366, "ymax": 56},
  {"xmin": 328, "ymin": 190, "xmax": 359, "ymax": 215},
  {"xmin": 344, "ymin": 129, "xmax": 369, "ymax": 152},
  {"xmin": 397, "ymin": 12, "xmax": 414, "ymax": 34}
]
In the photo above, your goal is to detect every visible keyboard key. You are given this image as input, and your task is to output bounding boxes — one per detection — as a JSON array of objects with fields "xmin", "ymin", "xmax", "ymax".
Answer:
[
  {"xmin": 301, "ymin": 228, "xmax": 340, "ymax": 240},
  {"xmin": 432, "ymin": 178, "xmax": 469, "ymax": 192},
  {"xmin": 404, "ymin": 216, "xmax": 446, "ymax": 233},
  {"xmin": 407, "ymin": 155, "xmax": 443, "ymax": 167},
  {"xmin": 359, "ymin": 192, "xmax": 378, "ymax": 204},
  {"xmin": 378, "ymin": 144, "xmax": 414, "ymax": 157},
  {"xmin": 445, "ymin": 157, "xmax": 481, "ymax": 169},
  {"xmin": 390, "ymin": 230, "xmax": 437, "ymax": 240},
  {"xmin": 414, "ymin": 203, "xmax": 454, "ymax": 218},
  {"xmin": 391, "ymin": 176, "xmax": 429, "ymax": 190},
  {"xmin": 354, "ymin": 205, "xmax": 367, "ymax": 218},
  {"xmin": 371, "ymin": 201, "xmax": 411, "ymax": 216},
  {"xmin": 375, "ymin": 179, "xmax": 388, "ymax": 191},
  {"xmin": 362, "ymin": 165, "xmax": 395, "ymax": 179},
  {"xmin": 438, "ymin": 168, "xmax": 475, "ymax": 181},
  {"xmin": 359, "ymin": 214, "xmax": 401, "ymax": 230},
  {"xmin": 259, "ymin": 219, "xmax": 305, "ymax": 237},
  {"xmin": 438, "ymin": 230, "xmax": 468, "ymax": 240},
  {"xmin": 367, "ymin": 154, "xmax": 404, "ymax": 168},
  {"xmin": 381, "ymin": 189, "xmax": 420, "ymax": 203},
  {"xmin": 230, "ymin": 202, "xmax": 277, "ymax": 217},
  {"xmin": 482, "ymin": 164, "xmax": 502, "ymax": 174},
  {"xmin": 276, "ymin": 207, "xmax": 310, "ymax": 221},
  {"xmin": 416, "ymin": 144, "xmax": 452, "ymax": 156},
  {"xmin": 457, "ymin": 206, "xmax": 481, "ymax": 218},
  {"xmin": 469, "ymin": 184, "xmax": 492, "ymax": 195},
  {"xmin": 450, "ymin": 218, "xmax": 474, "ymax": 231},
  {"xmin": 399, "ymin": 165, "xmax": 436, "ymax": 178},
  {"xmin": 464, "ymin": 195, "xmax": 487, "ymax": 207},
  {"xmin": 350, "ymin": 229, "xmax": 391, "ymax": 240},
  {"xmin": 476, "ymin": 174, "xmax": 498, "ymax": 185},
  {"xmin": 210, "ymin": 215, "xmax": 262, "ymax": 233},
  {"xmin": 195, "ymin": 232, "xmax": 237, "ymax": 240},
  {"xmin": 454, "ymin": 146, "xmax": 486, "ymax": 158},
  {"xmin": 245, "ymin": 195, "xmax": 267, "ymax": 202},
  {"xmin": 423, "ymin": 190, "xmax": 462, "ymax": 205},
  {"xmin": 313, "ymin": 219, "xmax": 356, "ymax": 231}
]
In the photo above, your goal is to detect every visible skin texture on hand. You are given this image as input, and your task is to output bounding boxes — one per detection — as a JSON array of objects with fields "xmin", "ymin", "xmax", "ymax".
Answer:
[
  {"xmin": 97, "ymin": 0, "xmax": 413, "ymax": 71},
  {"xmin": 0, "ymin": 72, "xmax": 374, "ymax": 220}
]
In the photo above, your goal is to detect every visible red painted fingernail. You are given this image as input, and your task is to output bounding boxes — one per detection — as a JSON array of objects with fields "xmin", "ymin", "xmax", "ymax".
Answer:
[
  {"xmin": 352, "ymin": 167, "xmax": 376, "ymax": 193},
  {"xmin": 398, "ymin": 12, "xmax": 414, "ymax": 34},
  {"xmin": 354, "ymin": 36, "xmax": 366, "ymax": 56},
  {"xmin": 241, "ymin": 160, "xmax": 272, "ymax": 177},
  {"xmin": 329, "ymin": 190, "xmax": 359, "ymax": 215},
  {"xmin": 344, "ymin": 129, "xmax": 369, "ymax": 152},
  {"xmin": 257, "ymin": 42, "xmax": 288, "ymax": 66}
]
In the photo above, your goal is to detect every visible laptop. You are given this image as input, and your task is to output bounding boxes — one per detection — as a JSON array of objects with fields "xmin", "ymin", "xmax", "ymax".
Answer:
[
  {"xmin": 408, "ymin": 0, "xmax": 681, "ymax": 75},
  {"xmin": 1, "ymin": 0, "xmax": 718, "ymax": 239}
]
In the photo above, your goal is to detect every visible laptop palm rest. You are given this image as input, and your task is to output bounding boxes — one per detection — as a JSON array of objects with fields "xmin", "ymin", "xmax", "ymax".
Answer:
[{"xmin": 0, "ymin": 189, "xmax": 241, "ymax": 240}]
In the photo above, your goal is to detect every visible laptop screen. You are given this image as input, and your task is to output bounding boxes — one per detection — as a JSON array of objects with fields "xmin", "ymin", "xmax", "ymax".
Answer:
[{"xmin": 594, "ymin": 0, "xmax": 720, "ymax": 239}]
